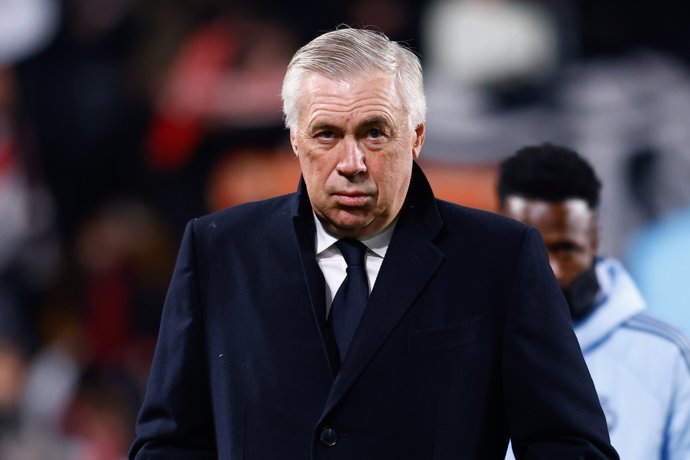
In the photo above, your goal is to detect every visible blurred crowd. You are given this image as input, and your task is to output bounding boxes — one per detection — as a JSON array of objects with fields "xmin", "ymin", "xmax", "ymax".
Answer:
[{"xmin": 1, "ymin": 0, "xmax": 689, "ymax": 458}]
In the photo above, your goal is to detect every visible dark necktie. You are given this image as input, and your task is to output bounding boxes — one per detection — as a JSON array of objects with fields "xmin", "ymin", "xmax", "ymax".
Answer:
[{"xmin": 330, "ymin": 238, "xmax": 369, "ymax": 360}]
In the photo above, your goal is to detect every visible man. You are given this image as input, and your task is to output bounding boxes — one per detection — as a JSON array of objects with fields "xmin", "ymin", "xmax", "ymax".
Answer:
[
  {"xmin": 499, "ymin": 143, "xmax": 690, "ymax": 460},
  {"xmin": 130, "ymin": 28, "xmax": 617, "ymax": 459}
]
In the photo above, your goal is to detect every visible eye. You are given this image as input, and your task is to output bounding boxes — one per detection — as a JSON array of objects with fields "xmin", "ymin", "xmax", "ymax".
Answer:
[
  {"xmin": 368, "ymin": 128, "xmax": 383, "ymax": 138},
  {"xmin": 549, "ymin": 242, "xmax": 581, "ymax": 258},
  {"xmin": 316, "ymin": 130, "xmax": 335, "ymax": 140}
]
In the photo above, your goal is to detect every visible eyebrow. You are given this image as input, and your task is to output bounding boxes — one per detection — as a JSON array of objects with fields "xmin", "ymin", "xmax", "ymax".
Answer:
[
  {"xmin": 309, "ymin": 122, "xmax": 338, "ymax": 134},
  {"xmin": 308, "ymin": 115, "xmax": 393, "ymax": 134},
  {"xmin": 359, "ymin": 116, "xmax": 391, "ymax": 128}
]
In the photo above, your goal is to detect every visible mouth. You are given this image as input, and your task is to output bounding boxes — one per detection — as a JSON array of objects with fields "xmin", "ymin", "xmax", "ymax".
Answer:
[{"xmin": 333, "ymin": 191, "xmax": 371, "ymax": 207}]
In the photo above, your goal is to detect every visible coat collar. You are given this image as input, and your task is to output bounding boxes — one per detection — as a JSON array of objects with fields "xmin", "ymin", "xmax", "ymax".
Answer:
[{"xmin": 575, "ymin": 258, "xmax": 646, "ymax": 352}]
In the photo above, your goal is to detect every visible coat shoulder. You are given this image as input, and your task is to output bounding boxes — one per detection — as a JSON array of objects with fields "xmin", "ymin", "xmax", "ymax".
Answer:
[
  {"xmin": 192, "ymin": 193, "xmax": 297, "ymax": 237},
  {"xmin": 435, "ymin": 199, "xmax": 529, "ymax": 243}
]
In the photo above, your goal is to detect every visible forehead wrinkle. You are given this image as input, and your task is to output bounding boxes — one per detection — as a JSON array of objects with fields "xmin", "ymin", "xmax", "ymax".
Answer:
[
  {"xmin": 360, "ymin": 115, "xmax": 391, "ymax": 126},
  {"xmin": 299, "ymin": 74, "xmax": 403, "ymax": 129},
  {"xmin": 305, "ymin": 99, "xmax": 398, "ymax": 131}
]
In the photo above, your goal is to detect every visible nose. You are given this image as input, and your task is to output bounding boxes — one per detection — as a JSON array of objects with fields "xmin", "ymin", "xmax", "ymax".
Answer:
[{"xmin": 337, "ymin": 137, "xmax": 366, "ymax": 176}]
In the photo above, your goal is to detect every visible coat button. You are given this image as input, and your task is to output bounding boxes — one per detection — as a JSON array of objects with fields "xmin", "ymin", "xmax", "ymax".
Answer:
[{"xmin": 320, "ymin": 427, "xmax": 338, "ymax": 447}]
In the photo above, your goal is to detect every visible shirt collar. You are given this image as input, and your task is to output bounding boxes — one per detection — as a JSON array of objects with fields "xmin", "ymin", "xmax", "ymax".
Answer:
[{"xmin": 313, "ymin": 213, "xmax": 396, "ymax": 258}]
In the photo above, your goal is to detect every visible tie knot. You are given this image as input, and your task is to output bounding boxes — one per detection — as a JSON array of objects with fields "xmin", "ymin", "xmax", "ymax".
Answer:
[{"xmin": 336, "ymin": 238, "xmax": 367, "ymax": 267}]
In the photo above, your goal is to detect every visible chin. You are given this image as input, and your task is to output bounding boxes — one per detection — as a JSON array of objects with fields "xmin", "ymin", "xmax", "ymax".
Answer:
[
  {"xmin": 333, "ymin": 220, "xmax": 369, "ymax": 233},
  {"xmin": 327, "ymin": 216, "xmax": 371, "ymax": 236}
]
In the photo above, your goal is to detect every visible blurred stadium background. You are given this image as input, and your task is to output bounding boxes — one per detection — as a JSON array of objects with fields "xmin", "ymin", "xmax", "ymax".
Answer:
[{"xmin": 1, "ymin": 1, "xmax": 689, "ymax": 458}]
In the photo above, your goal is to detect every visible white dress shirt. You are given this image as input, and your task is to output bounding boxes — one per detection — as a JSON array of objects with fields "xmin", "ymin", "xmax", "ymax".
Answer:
[{"xmin": 313, "ymin": 213, "xmax": 396, "ymax": 316}]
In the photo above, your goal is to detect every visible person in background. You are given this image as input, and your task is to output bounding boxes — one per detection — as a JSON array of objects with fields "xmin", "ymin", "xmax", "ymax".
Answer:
[
  {"xmin": 498, "ymin": 143, "xmax": 690, "ymax": 460},
  {"xmin": 130, "ymin": 28, "xmax": 617, "ymax": 459}
]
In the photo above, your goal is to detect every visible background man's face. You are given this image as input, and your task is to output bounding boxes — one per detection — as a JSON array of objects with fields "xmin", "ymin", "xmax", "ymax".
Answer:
[
  {"xmin": 503, "ymin": 197, "xmax": 598, "ymax": 289},
  {"xmin": 290, "ymin": 73, "xmax": 425, "ymax": 238}
]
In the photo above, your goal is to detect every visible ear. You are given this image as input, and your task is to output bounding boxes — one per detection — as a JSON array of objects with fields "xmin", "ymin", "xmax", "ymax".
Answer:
[
  {"xmin": 412, "ymin": 123, "xmax": 425, "ymax": 159},
  {"xmin": 290, "ymin": 129, "xmax": 299, "ymax": 157}
]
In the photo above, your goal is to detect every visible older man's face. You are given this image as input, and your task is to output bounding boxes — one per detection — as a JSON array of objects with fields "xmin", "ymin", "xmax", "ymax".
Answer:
[{"xmin": 290, "ymin": 73, "xmax": 425, "ymax": 238}]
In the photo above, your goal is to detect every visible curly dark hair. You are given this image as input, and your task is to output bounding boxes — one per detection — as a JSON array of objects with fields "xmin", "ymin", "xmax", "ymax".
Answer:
[{"xmin": 497, "ymin": 143, "xmax": 602, "ymax": 209}]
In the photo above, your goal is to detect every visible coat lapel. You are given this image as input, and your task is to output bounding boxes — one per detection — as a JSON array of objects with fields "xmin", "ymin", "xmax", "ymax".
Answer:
[
  {"xmin": 292, "ymin": 179, "xmax": 342, "ymax": 376},
  {"xmin": 319, "ymin": 162, "xmax": 445, "ymax": 421}
]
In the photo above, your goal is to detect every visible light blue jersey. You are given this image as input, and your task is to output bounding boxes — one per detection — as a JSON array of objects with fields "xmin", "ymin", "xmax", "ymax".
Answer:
[{"xmin": 507, "ymin": 258, "xmax": 690, "ymax": 460}]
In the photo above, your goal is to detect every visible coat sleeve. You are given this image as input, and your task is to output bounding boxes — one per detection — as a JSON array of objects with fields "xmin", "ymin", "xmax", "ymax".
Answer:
[
  {"xmin": 129, "ymin": 220, "xmax": 217, "ymax": 459},
  {"xmin": 503, "ymin": 227, "xmax": 619, "ymax": 460}
]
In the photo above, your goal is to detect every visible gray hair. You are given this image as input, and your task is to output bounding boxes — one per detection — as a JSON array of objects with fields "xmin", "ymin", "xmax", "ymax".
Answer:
[{"xmin": 281, "ymin": 27, "xmax": 426, "ymax": 132}]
